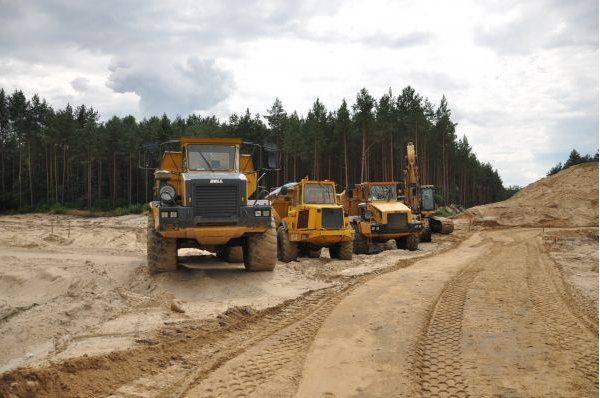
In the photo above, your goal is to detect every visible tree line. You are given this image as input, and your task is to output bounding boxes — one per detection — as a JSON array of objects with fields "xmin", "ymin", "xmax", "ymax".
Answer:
[
  {"xmin": 547, "ymin": 149, "xmax": 598, "ymax": 176},
  {"xmin": 0, "ymin": 86, "xmax": 510, "ymax": 212}
]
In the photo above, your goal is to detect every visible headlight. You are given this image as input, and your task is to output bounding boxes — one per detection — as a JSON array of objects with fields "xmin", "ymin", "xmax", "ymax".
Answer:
[
  {"xmin": 262, "ymin": 210, "xmax": 270, "ymax": 217},
  {"xmin": 159, "ymin": 185, "xmax": 176, "ymax": 204}
]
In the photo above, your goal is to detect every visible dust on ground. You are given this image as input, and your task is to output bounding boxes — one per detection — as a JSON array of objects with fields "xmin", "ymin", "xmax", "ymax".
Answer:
[
  {"xmin": 0, "ymin": 213, "xmax": 453, "ymax": 374},
  {"xmin": 456, "ymin": 162, "xmax": 599, "ymax": 227}
]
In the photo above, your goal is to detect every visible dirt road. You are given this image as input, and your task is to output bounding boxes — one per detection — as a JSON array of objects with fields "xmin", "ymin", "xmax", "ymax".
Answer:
[{"xmin": 1, "ymin": 222, "xmax": 596, "ymax": 397}]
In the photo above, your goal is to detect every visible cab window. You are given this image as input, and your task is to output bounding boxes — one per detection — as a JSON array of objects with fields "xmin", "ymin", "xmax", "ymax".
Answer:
[
  {"xmin": 303, "ymin": 183, "xmax": 335, "ymax": 204},
  {"xmin": 187, "ymin": 144, "xmax": 236, "ymax": 171}
]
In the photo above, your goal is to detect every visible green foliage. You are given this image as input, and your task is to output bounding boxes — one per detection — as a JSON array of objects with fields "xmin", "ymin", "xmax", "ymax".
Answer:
[
  {"xmin": 547, "ymin": 149, "xmax": 598, "ymax": 176},
  {"xmin": 0, "ymin": 86, "xmax": 512, "ymax": 214}
]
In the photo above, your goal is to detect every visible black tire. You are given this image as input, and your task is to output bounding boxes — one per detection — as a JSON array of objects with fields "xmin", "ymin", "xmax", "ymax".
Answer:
[
  {"xmin": 308, "ymin": 248, "xmax": 322, "ymax": 258},
  {"xmin": 420, "ymin": 227, "xmax": 432, "ymax": 242},
  {"xmin": 216, "ymin": 246, "xmax": 244, "ymax": 263},
  {"xmin": 277, "ymin": 225, "xmax": 298, "ymax": 263},
  {"xmin": 147, "ymin": 212, "xmax": 178, "ymax": 273},
  {"xmin": 396, "ymin": 234, "xmax": 419, "ymax": 251},
  {"xmin": 330, "ymin": 240, "xmax": 353, "ymax": 260},
  {"xmin": 244, "ymin": 220, "xmax": 277, "ymax": 271},
  {"xmin": 352, "ymin": 223, "xmax": 369, "ymax": 254},
  {"xmin": 406, "ymin": 233, "xmax": 419, "ymax": 251}
]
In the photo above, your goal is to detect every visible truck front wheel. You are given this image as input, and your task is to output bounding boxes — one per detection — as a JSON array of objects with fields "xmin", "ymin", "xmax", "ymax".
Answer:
[
  {"xmin": 330, "ymin": 240, "xmax": 353, "ymax": 260},
  {"xmin": 147, "ymin": 212, "xmax": 178, "ymax": 273},
  {"xmin": 277, "ymin": 225, "xmax": 298, "ymax": 263},
  {"xmin": 395, "ymin": 233, "xmax": 419, "ymax": 251},
  {"xmin": 244, "ymin": 220, "xmax": 277, "ymax": 271}
]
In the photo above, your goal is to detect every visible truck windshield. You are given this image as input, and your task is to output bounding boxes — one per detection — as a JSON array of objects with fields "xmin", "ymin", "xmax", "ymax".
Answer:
[
  {"xmin": 368, "ymin": 185, "xmax": 396, "ymax": 201},
  {"xmin": 187, "ymin": 144, "xmax": 236, "ymax": 171},
  {"xmin": 303, "ymin": 183, "xmax": 335, "ymax": 204}
]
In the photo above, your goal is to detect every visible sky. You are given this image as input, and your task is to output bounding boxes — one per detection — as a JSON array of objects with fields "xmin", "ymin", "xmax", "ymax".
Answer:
[{"xmin": 0, "ymin": 0, "xmax": 597, "ymax": 187}]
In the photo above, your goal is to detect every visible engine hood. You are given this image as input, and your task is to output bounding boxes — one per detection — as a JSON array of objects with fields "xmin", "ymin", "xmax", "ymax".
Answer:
[
  {"xmin": 182, "ymin": 172, "xmax": 247, "ymax": 182},
  {"xmin": 369, "ymin": 201, "xmax": 411, "ymax": 213}
]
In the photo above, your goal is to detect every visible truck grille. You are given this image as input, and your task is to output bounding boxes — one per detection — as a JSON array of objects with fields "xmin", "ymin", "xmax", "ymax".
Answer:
[
  {"xmin": 388, "ymin": 213, "xmax": 408, "ymax": 229},
  {"xmin": 322, "ymin": 208, "xmax": 343, "ymax": 229},
  {"xmin": 193, "ymin": 185, "xmax": 239, "ymax": 217},
  {"xmin": 298, "ymin": 210, "xmax": 309, "ymax": 229}
]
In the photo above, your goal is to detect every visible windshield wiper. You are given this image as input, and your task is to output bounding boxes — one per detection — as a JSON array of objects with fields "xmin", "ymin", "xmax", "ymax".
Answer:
[{"xmin": 198, "ymin": 152, "xmax": 214, "ymax": 172}]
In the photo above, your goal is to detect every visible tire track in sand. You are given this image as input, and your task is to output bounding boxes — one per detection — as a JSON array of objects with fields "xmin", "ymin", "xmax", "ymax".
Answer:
[
  {"xmin": 412, "ymin": 259, "xmax": 484, "ymax": 397},
  {"xmin": 526, "ymin": 239, "xmax": 599, "ymax": 389}
]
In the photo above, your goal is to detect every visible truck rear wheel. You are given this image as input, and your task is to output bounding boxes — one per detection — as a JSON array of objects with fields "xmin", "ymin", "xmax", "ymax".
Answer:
[
  {"xmin": 352, "ymin": 223, "xmax": 369, "ymax": 254},
  {"xmin": 147, "ymin": 212, "xmax": 178, "ymax": 273},
  {"xmin": 277, "ymin": 225, "xmax": 298, "ymax": 263},
  {"xmin": 244, "ymin": 221, "xmax": 277, "ymax": 271},
  {"xmin": 395, "ymin": 233, "xmax": 419, "ymax": 251},
  {"xmin": 330, "ymin": 241, "xmax": 353, "ymax": 260}
]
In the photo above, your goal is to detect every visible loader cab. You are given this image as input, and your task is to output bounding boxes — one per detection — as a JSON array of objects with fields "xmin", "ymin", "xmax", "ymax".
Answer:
[{"xmin": 420, "ymin": 185, "xmax": 435, "ymax": 212}]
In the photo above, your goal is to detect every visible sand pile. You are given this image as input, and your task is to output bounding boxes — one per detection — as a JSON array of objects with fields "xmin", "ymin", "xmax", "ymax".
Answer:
[{"xmin": 458, "ymin": 162, "xmax": 599, "ymax": 227}]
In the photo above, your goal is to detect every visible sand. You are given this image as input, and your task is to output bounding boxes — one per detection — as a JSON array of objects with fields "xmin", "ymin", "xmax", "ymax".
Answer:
[{"xmin": 457, "ymin": 162, "xmax": 599, "ymax": 227}]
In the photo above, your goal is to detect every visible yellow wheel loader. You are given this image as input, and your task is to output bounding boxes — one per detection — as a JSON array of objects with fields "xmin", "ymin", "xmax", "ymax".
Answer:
[
  {"xmin": 268, "ymin": 178, "xmax": 354, "ymax": 262},
  {"xmin": 342, "ymin": 182, "xmax": 422, "ymax": 253},
  {"xmin": 146, "ymin": 136, "xmax": 278, "ymax": 273}
]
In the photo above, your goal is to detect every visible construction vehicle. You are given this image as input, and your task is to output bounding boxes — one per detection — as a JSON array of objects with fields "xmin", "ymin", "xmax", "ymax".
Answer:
[
  {"xmin": 146, "ymin": 136, "xmax": 279, "ymax": 273},
  {"xmin": 342, "ymin": 182, "xmax": 422, "ymax": 253},
  {"xmin": 404, "ymin": 142, "xmax": 454, "ymax": 242},
  {"xmin": 268, "ymin": 178, "xmax": 354, "ymax": 262}
]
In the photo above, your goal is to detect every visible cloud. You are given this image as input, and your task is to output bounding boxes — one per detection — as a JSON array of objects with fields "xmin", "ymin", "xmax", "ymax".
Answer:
[
  {"xmin": 70, "ymin": 77, "xmax": 90, "ymax": 93},
  {"xmin": 0, "ymin": 0, "xmax": 597, "ymax": 187},
  {"xmin": 106, "ymin": 56, "xmax": 235, "ymax": 117},
  {"xmin": 474, "ymin": 0, "xmax": 598, "ymax": 55}
]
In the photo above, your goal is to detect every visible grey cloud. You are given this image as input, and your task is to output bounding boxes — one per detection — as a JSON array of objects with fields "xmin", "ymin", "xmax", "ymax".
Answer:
[
  {"xmin": 361, "ymin": 31, "xmax": 432, "ymax": 48},
  {"xmin": 71, "ymin": 77, "xmax": 90, "ymax": 92},
  {"xmin": 474, "ymin": 0, "xmax": 598, "ymax": 55},
  {"xmin": 107, "ymin": 56, "xmax": 235, "ymax": 117}
]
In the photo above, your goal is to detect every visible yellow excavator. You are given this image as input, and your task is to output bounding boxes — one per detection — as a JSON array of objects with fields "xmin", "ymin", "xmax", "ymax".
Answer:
[{"xmin": 404, "ymin": 142, "xmax": 454, "ymax": 242}]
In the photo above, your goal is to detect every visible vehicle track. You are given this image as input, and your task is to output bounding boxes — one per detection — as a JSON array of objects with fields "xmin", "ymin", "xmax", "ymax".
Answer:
[
  {"xmin": 411, "ymin": 256, "xmax": 484, "ymax": 397},
  {"xmin": 526, "ymin": 239, "xmax": 599, "ymax": 388},
  {"xmin": 107, "ymin": 247, "xmax": 458, "ymax": 398}
]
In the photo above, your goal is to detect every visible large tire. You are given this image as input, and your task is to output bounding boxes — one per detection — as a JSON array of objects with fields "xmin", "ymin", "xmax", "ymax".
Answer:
[
  {"xmin": 147, "ymin": 212, "xmax": 178, "ymax": 273},
  {"xmin": 420, "ymin": 227, "xmax": 432, "ymax": 242},
  {"xmin": 216, "ymin": 246, "xmax": 244, "ymax": 263},
  {"xmin": 352, "ymin": 223, "xmax": 369, "ymax": 254},
  {"xmin": 244, "ymin": 220, "xmax": 277, "ymax": 271},
  {"xmin": 396, "ymin": 234, "xmax": 419, "ymax": 251},
  {"xmin": 406, "ymin": 233, "xmax": 419, "ymax": 251},
  {"xmin": 330, "ymin": 240, "xmax": 353, "ymax": 260},
  {"xmin": 277, "ymin": 225, "xmax": 298, "ymax": 263},
  {"xmin": 308, "ymin": 248, "xmax": 322, "ymax": 258}
]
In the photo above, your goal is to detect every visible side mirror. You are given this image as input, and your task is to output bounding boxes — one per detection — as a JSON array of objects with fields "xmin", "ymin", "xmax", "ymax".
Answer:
[
  {"xmin": 263, "ymin": 143, "xmax": 280, "ymax": 169},
  {"xmin": 347, "ymin": 190, "xmax": 353, "ymax": 199}
]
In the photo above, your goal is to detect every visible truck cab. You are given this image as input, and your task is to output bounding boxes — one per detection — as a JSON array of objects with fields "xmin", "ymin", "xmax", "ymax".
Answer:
[
  {"xmin": 147, "ymin": 136, "xmax": 277, "ymax": 273},
  {"xmin": 269, "ymin": 178, "xmax": 354, "ymax": 262},
  {"xmin": 343, "ymin": 182, "xmax": 422, "ymax": 253}
]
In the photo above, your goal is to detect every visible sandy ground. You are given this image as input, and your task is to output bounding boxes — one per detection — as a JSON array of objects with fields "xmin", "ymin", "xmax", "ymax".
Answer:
[
  {"xmin": 0, "ymin": 163, "xmax": 597, "ymax": 397},
  {"xmin": 458, "ymin": 162, "xmax": 599, "ymax": 228},
  {"xmin": 0, "ymin": 213, "xmax": 448, "ymax": 374}
]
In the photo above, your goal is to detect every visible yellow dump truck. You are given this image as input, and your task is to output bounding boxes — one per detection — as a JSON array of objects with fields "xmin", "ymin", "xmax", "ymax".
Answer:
[
  {"xmin": 147, "ymin": 136, "xmax": 278, "ymax": 272},
  {"xmin": 343, "ymin": 182, "xmax": 422, "ymax": 253},
  {"xmin": 268, "ymin": 178, "xmax": 354, "ymax": 262}
]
